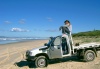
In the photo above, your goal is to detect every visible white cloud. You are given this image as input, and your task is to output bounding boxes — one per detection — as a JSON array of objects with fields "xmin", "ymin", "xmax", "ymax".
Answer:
[
  {"xmin": 19, "ymin": 19, "xmax": 25, "ymax": 24},
  {"xmin": 11, "ymin": 28, "xmax": 29, "ymax": 32},
  {"xmin": 4, "ymin": 21, "xmax": 11, "ymax": 24},
  {"xmin": 46, "ymin": 17, "xmax": 53, "ymax": 22}
]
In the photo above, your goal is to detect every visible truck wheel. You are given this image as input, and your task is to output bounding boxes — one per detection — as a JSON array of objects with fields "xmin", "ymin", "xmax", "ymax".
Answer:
[
  {"xmin": 84, "ymin": 50, "xmax": 96, "ymax": 62},
  {"xmin": 35, "ymin": 56, "xmax": 48, "ymax": 68}
]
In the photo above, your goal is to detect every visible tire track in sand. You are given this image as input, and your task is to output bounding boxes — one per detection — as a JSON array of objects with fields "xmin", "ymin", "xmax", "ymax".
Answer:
[{"xmin": 0, "ymin": 47, "xmax": 29, "ymax": 69}]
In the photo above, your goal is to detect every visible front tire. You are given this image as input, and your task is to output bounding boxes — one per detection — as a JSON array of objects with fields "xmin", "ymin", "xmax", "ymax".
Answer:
[
  {"xmin": 35, "ymin": 56, "xmax": 48, "ymax": 68},
  {"xmin": 84, "ymin": 50, "xmax": 96, "ymax": 62}
]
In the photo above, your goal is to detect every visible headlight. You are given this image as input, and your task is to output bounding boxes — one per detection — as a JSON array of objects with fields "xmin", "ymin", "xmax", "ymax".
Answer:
[
  {"xmin": 26, "ymin": 50, "xmax": 29, "ymax": 55},
  {"xmin": 29, "ymin": 51, "xmax": 32, "ymax": 56},
  {"xmin": 26, "ymin": 50, "xmax": 33, "ymax": 56}
]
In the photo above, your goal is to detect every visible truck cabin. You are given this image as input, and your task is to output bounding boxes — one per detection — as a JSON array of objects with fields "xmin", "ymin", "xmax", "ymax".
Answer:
[{"xmin": 47, "ymin": 36, "xmax": 72, "ymax": 55}]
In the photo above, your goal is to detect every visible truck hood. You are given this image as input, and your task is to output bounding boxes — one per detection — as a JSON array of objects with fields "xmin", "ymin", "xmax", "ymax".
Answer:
[
  {"xmin": 30, "ymin": 46, "xmax": 48, "ymax": 52},
  {"xmin": 28, "ymin": 46, "xmax": 48, "ymax": 56}
]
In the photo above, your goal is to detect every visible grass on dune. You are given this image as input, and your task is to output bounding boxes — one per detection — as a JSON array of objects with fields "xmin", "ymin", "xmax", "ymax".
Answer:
[{"xmin": 73, "ymin": 36, "xmax": 100, "ymax": 44}]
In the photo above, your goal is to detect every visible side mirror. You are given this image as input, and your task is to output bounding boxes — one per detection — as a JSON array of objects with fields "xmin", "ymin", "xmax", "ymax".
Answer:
[{"xmin": 44, "ymin": 43, "xmax": 48, "ymax": 46}]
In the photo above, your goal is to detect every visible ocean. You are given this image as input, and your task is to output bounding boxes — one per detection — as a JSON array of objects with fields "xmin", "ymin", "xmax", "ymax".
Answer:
[{"xmin": 0, "ymin": 37, "xmax": 47, "ymax": 44}]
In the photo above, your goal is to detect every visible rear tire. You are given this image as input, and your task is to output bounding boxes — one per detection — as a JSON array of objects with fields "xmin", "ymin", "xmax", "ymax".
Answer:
[
  {"xmin": 83, "ymin": 50, "xmax": 96, "ymax": 62},
  {"xmin": 35, "ymin": 56, "xmax": 48, "ymax": 68}
]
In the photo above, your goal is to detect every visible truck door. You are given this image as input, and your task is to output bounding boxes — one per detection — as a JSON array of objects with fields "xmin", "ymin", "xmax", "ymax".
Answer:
[{"xmin": 49, "ymin": 36, "xmax": 62, "ymax": 59}]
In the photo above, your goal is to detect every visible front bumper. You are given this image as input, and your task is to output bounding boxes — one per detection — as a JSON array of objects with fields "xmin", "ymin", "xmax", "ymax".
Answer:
[
  {"xmin": 26, "ymin": 51, "xmax": 36, "ymax": 61},
  {"xmin": 26, "ymin": 55, "xmax": 36, "ymax": 61}
]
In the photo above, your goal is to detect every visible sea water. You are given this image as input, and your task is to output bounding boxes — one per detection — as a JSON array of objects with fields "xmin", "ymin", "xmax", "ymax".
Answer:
[{"xmin": 0, "ymin": 37, "xmax": 47, "ymax": 44}]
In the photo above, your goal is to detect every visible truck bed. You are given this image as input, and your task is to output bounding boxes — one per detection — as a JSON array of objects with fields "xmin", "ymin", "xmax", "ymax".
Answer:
[{"xmin": 73, "ymin": 43, "xmax": 100, "ymax": 50}]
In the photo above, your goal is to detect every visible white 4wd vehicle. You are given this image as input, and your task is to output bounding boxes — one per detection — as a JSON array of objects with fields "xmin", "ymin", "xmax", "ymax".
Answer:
[{"xmin": 26, "ymin": 36, "xmax": 100, "ymax": 68}]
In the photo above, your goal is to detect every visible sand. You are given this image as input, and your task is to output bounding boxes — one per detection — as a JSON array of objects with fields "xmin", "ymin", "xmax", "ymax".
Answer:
[{"xmin": 0, "ymin": 40, "xmax": 100, "ymax": 69}]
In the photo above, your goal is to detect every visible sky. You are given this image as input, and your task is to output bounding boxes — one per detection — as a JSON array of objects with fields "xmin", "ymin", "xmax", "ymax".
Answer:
[{"xmin": 0, "ymin": 0, "xmax": 100, "ymax": 37}]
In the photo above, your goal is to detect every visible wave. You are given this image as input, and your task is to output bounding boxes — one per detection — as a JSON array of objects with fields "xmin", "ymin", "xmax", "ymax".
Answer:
[
  {"xmin": 0, "ymin": 37, "xmax": 47, "ymax": 41},
  {"xmin": 0, "ymin": 37, "xmax": 48, "ymax": 44}
]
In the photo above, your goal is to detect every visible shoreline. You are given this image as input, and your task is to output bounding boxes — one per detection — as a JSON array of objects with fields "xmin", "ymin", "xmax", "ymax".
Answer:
[
  {"xmin": 0, "ymin": 40, "xmax": 49, "ymax": 69},
  {"xmin": 0, "ymin": 39, "xmax": 48, "ymax": 46}
]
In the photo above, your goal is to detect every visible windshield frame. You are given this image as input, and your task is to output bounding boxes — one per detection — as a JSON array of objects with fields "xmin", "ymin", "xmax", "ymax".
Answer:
[
  {"xmin": 47, "ymin": 37, "xmax": 55, "ymax": 47},
  {"xmin": 47, "ymin": 36, "xmax": 61, "ymax": 47}
]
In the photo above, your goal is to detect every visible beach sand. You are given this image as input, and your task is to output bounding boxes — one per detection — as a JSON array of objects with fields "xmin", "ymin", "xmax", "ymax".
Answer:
[{"xmin": 0, "ymin": 40, "xmax": 100, "ymax": 69}]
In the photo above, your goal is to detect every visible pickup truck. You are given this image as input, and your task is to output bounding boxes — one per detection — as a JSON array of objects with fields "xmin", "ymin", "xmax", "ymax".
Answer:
[{"xmin": 26, "ymin": 35, "xmax": 100, "ymax": 68}]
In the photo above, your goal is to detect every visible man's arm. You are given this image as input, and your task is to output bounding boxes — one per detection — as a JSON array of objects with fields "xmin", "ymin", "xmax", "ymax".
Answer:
[{"xmin": 59, "ymin": 26, "xmax": 62, "ymax": 31}]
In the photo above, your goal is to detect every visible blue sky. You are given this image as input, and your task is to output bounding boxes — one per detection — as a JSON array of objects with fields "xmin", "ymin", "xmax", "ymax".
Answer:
[{"xmin": 0, "ymin": 0, "xmax": 100, "ymax": 37}]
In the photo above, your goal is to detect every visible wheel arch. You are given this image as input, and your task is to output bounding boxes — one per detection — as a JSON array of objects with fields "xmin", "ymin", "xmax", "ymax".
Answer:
[
  {"xmin": 35, "ymin": 53, "xmax": 49, "ymax": 60},
  {"xmin": 77, "ymin": 47, "xmax": 98, "ymax": 57},
  {"xmin": 85, "ymin": 47, "xmax": 97, "ymax": 57}
]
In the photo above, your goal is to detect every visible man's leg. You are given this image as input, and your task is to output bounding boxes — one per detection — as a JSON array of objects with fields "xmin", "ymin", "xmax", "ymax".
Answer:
[{"xmin": 62, "ymin": 35, "xmax": 70, "ymax": 51}]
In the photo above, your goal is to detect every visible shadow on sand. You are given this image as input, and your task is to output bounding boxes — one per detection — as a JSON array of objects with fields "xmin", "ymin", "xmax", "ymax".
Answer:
[{"xmin": 15, "ymin": 56, "xmax": 83, "ymax": 68}]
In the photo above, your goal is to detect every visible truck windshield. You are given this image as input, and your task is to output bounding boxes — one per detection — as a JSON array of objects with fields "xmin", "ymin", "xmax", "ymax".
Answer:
[{"xmin": 47, "ymin": 37, "xmax": 55, "ymax": 47}]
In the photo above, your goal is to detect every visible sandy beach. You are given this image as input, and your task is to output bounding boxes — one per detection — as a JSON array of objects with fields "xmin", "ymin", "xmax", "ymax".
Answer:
[{"xmin": 0, "ymin": 40, "xmax": 100, "ymax": 69}]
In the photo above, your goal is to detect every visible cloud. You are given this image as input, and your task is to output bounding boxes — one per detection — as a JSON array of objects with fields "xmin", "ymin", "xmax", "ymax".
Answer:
[
  {"xmin": 11, "ymin": 28, "xmax": 29, "ymax": 32},
  {"xmin": 46, "ymin": 17, "xmax": 53, "ymax": 22},
  {"xmin": 19, "ymin": 19, "xmax": 25, "ymax": 24},
  {"xmin": 45, "ymin": 29, "xmax": 59, "ymax": 32},
  {"xmin": 4, "ymin": 21, "xmax": 11, "ymax": 24}
]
